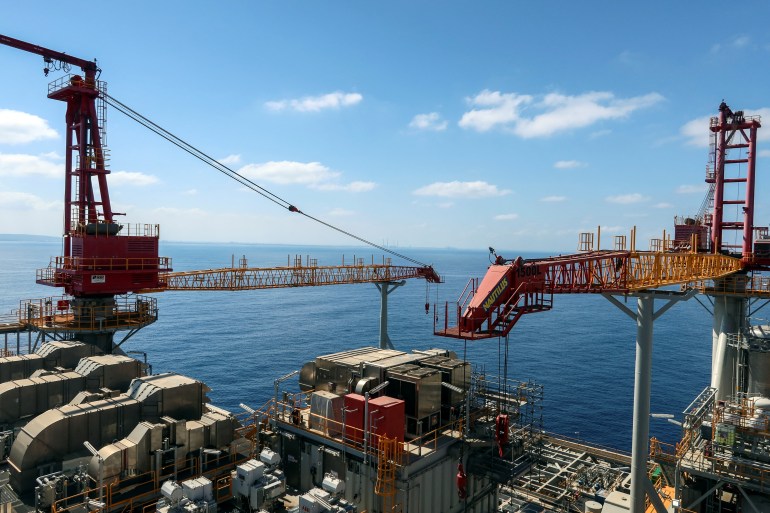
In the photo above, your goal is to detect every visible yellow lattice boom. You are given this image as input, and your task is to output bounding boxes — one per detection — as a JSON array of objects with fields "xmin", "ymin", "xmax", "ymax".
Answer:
[
  {"xmin": 624, "ymin": 251, "xmax": 743, "ymax": 290},
  {"xmin": 145, "ymin": 256, "xmax": 440, "ymax": 292},
  {"xmin": 539, "ymin": 250, "xmax": 742, "ymax": 294}
]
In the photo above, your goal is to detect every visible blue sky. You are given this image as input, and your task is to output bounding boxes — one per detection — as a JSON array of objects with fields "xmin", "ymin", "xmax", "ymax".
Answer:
[{"xmin": 1, "ymin": 2, "xmax": 770, "ymax": 255}]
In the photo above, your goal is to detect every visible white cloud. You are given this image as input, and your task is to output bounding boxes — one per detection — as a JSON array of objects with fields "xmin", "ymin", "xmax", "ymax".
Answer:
[
  {"xmin": 459, "ymin": 90, "xmax": 531, "ymax": 132},
  {"xmin": 652, "ymin": 202, "xmax": 673, "ymax": 209},
  {"xmin": 0, "ymin": 191, "xmax": 60, "ymax": 210},
  {"xmin": 601, "ymin": 225, "xmax": 624, "ymax": 233},
  {"xmin": 0, "ymin": 109, "xmax": 58, "ymax": 144},
  {"xmin": 712, "ymin": 35, "xmax": 751, "ymax": 53},
  {"xmin": 677, "ymin": 184, "xmax": 708, "ymax": 194},
  {"xmin": 240, "ymin": 161, "xmax": 338, "ymax": 185},
  {"xmin": 494, "ymin": 213, "xmax": 519, "ymax": 221},
  {"xmin": 413, "ymin": 180, "xmax": 511, "ymax": 199},
  {"xmin": 328, "ymin": 207, "xmax": 354, "ymax": 217},
  {"xmin": 316, "ymin": 181, "xmax": 377, "ymax": 192},
  {"xmin": 732, "ymin": 36, "xmax": 750, "ymax": 48},
  {"xmin": 554, "ymin": 160, "xmax": 586, "ymax": 169},
  {"xmin": 265, "ymin": 92, "xmax": 363, "ymax": 113},
  {"xmin": 516, "ymin": 92, "xmax": 663, "ymax": 138},
  {"xmin": 541, "ymin": 195, "xmax": 566, "ymax": 202},
  {"xmin": 606, "ymin": 193, "xmax": 648, "ymax": 204},
  {"xmin": 183, "ymin": 189, "xmax": 198, "ymax": 195},
  {"xmin": 589, "ymin": 129, "xmax": 612, "ymax": 139},
  {"xmin": 680, "ymin": 115, "xmax": 713, "ymax": 147},
  {"xmin": 616, "ymin": 50, "xmax": 644, "ymax": 70},
  {"xmin": 0, "ymin": 153, "xmax": 61, "ymax": 178},
  {"xmin": 409, "ymin": 112, "xmax": 448, "ymax": 131},
  {"xmin": 238, "ymin": 160, "xmax": 373, "ymax": 192},
  {"xmin": 109, "ymin": 171, "xmax": 159, "ymax": 186},
  {"xmin": 459, "ymin": 90, "xmax": 663, "ymax": 137},
  {"xmin": 218, "ymin": 154, "xmax": 241, "ymax": 166}
]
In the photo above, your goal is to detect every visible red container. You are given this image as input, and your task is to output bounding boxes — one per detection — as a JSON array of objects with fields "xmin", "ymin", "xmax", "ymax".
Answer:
[
  {"xmin": 368, "ymin": 396, "xmax": 405, "ymax": 446},
  {"xmin": 343, "ymin": 394, "xmax": 405, "ymax": 447},
  {"xmin": 343, "ymin": 394, "xmax": 366, "ymax": 443}
]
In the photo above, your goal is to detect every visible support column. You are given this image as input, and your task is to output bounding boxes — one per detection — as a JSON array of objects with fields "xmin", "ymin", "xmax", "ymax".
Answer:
[
  {"xmin": 375, "ymin": 281, "xmax": 405, "ymax": 349},
  {"xmin": 604, "ymin": 290, "xmax": 694, "ymax": 513},
  {"xmin": 711, "ymin": 275, "xmax": 747, "ymax": 400},
  {"xmin": 631, "ymin": 294, "xmax": 654, "ymax": 513}
]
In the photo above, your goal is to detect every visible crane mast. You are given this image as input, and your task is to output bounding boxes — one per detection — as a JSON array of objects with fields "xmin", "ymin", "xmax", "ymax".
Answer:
[
  {"xmin": 0, "ymin": 34, "xmax": 168, "ymax": 295},
  {"xmin": 709, "ymin": 102, "xmax": 763, "ymax": 261},
  {"xmin": 673, "ymin": 102, "xmax": 766, "ymax": 266},
  {"xmin": 1, "ymin": 34, "xmax": 169, "ymax": 352}
]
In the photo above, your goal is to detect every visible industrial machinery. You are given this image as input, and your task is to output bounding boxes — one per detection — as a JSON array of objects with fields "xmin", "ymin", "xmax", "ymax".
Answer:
[
  {"xmin": 0, "ymin": 33, "xmax": 441, "ymax": 513},
  {"xmin": 435, "ymin": 102, "xmax": 769, "ymax": 512},
  {"xmin": 4, "ymin": 30, "xmax": 770, "ymax": 513},
  {"xmin": 434, "ymin": 102, "xmax": 765, "ymax": 342}
]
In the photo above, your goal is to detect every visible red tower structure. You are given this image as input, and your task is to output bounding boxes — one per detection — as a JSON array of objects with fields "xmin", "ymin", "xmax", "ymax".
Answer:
[
  {"xmin": 673, "ymin": 102, "xmax": 766, "ymax": 266},
  {"xmin": 708, "ymin": 102, "xmax": 762, "ymax": 262},
  {"xmin": 706, "ymin": 102, "xmax": 766, "ymax": 264}
]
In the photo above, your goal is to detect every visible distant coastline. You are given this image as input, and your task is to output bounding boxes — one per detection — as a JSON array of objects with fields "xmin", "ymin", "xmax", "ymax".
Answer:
[
  {"xmin": 0, "ymin": 234, "xmax": 560, "ymax": 256},
  {"xmin": 0, "ymin": 234, "xmax": 59, "ymax": 242}
]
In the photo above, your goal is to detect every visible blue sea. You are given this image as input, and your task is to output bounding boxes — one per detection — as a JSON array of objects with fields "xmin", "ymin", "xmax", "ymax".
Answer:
[{"xmin": 0, "ymin": 238, "xmax": 713, "ymax": 453}]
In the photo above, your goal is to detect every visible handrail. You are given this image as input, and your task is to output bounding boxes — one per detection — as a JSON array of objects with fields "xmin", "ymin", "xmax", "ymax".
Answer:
[
  {"xmin": 18, "ymin": 295, "xmax": 158, "ymax": 332},
  {"xmin": 269, "ymin": 394, "xmax": 466, "ymax": 466},
  {"xmin": 53, "ymin": 451, "xmax": 247, "ymax": 513}
]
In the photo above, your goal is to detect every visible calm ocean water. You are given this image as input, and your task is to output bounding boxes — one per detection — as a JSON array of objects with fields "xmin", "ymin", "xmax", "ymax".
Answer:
[{"xmin": 0, "ymin": 239, "xmax": 713, "ymax": 451}]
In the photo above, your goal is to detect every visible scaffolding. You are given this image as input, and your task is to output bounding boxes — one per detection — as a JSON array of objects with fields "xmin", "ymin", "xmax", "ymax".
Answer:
[
  {"xmin": 651, "ymin": 384, "xmax": 770, "ymax": 512},
  {"xmin": 502, "ymin": 437, "xmax": 634, "ymax": 512}
]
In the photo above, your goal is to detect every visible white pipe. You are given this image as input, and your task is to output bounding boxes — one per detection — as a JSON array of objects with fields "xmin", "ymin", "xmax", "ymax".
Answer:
[{"xmin": 630, "ymin": 294, "xmax": 654, "ymax": 513}]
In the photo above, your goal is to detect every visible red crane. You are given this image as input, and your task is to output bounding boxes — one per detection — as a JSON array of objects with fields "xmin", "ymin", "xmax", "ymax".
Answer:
[
  {"xmin": 1, "ymin": 34, "xmax": 439, "ymax": 353},
  {"xmin": 435, "ymin": 246, "xmax": 741, "ymax": 340},
  {"xmin": 0, "ymin": 35, "xmax": 169, "ymax": 297},
  {"xmin": 433, "ymin": 103, "xmax": 765, "ymax": 513},
  {"xmin": 1, "ymin": 35, "xmax": 169, "ymax": 352}
]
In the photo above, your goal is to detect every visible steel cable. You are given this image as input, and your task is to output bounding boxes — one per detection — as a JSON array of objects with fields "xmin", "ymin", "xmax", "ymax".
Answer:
[{"xmin": 101, "ymin": 93, "xmax": 431, "ymax": 268}]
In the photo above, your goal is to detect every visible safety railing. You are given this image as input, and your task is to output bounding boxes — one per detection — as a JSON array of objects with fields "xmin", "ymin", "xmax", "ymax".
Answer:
[
  {"xmin": 659, "ymin": 421, "xmax": 770, "ymax": 493},
  {"xmin": 40, "ymin": 255, "xmax": 171, "ymax": 273},
  {"xmin": 710, "ymin": 114, "xmax": 761, "ymax": 127},
  {"xmin": 649, "ymin": 437, "xmax": 679, "ymax": 464},
  {"xmin": 52, "ymin": 449, "xmax": 244, "ymax": 513},
  {"xmin": 270, "ymin": 391, "xmax": 465, "ymax": 465},
  {"xmin": 626, "ymin": 251, "xmax": 742, "ymax": 289},
  {"xmin": 48, "ymin": 74, "xmax": 105, "ymax": 95},
  {"xmin": 704, "ymin": 452, "xmax": 770, "ymax": 492},
  {"xmin": 713, "ymin": 398, "xmax": 770, "ymax": 435},
  {"xmin": 19, "ymin": 295, "xmax": 158, "ymax": 332},
  {"xmin": 0, "ymin": 310, "xmax": 21, "ymax": 330},
  {"xmin": 68, "ymin": 222, "xmax": 161, "ymax": 238}
]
